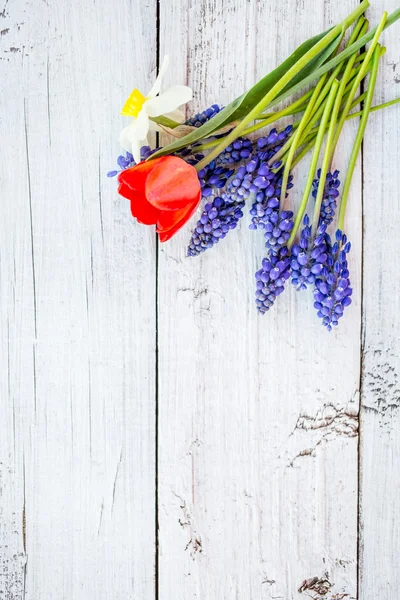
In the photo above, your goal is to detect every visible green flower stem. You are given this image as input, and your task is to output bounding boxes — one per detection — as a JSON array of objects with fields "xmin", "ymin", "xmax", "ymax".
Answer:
[
  {"xmin": 256, "ymin": 20, "xmax": 375, "ymax": 123},
  {"xmin": 257, "ymin": 18, "xmax": 365, "ymax": 122},
  {"xmin": 291, "ymin": 19, "xmax": 369, "ymax": 156},
  {"xmin": 324, "ymin": 45, "xmax": 365, "ymax": 168},
  {"xmin": 192, "ymin": 53, "xmax": 393, "ymax": 162},
  {"xmin": 283, "ymin": 93, "xmax": 400, "ymax": 171},
  {"xmin": 338, "ymin": 45, "xmax": 381, "ymax": 231},
  {"xmin": 271, "ymin": 23, "xmax": 368, "ymax": 164},
  {"xmin": 331, "ymin": 12, "xmax": 387, "ymax": 156},
  {"xmin": 193, "ymin": 139, "xmax": 225, "ymax": 153},
  {"xmin": 286, "ymin": 42, "xmax": 385, "ymax": 120},
  {"xmin": 287, "ymin": 79, "xmax": 339, "ymax": 248},
  {"xmin": 269, "ymin": 5, "xmax": 399, "ymax": 109},
  {"xmin": 280, "ymin": 95, "xmax": 364, "ymax": 166},
  {"xmin": 312, "ymin": 78, "xmax": 342, "ymax": 234},
  {"xmin": 244, "ymin": 79, "xmax": 389, "ymax": 168},
  {"xmin": 193, "ymin": 3, "xmax": 369, "ymax": 172},
  {"xmin": 348, "ymin": 95, "xmax": 400, "ymax": 118},
  {"xmin": 286, "ymin": 91, "xmax": 398, "ymax": 168},
  {"xmin": 193, "ymin": 99, "xmax": 305, "ymax": 152},
  {"xmin": 353, "ymin": 43, "xmax": 386, "ymax": 66},
  {"xmin": 284, "ymin": 57, "xmax": 370, "ymax": 160},
  {"xmin": 279, "ymin": 75, "xmax": 328, "ymax": 206},
  {"xmin": 291, "ymin": 137, "xmax": 317, "ymax": 168},
  {"xmin": 196, "ymin": 90, "xmax": 315, "ymax": 152},
  {"xmin": 191, "ymin": 71, "xmax": 387, "ymax": 155},
  {"xmin": 240, "ymin": 94, "xmax": 309, "ymax": 135},
  {"xmin": 334, "ymin": 0, "xmax": 370, "ymax": 31},
  {"xmin": 255, "ymin": 88, "xmax": 315, "ymax": 121},
  {"xmin": 192, "ymin": 23, "xmax": 380, "ymax": 157}
]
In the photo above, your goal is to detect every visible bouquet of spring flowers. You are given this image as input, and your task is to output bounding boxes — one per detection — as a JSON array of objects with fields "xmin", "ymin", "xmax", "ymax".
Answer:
[{"xmin": 108, "ymin": 1, "xmax": 400, "ymax": 331}]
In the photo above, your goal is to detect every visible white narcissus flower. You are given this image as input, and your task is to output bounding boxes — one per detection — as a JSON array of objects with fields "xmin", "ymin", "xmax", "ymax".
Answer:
[{"xmin": 119, "ymin": 56, "xmax": 192, "ymax": 164}]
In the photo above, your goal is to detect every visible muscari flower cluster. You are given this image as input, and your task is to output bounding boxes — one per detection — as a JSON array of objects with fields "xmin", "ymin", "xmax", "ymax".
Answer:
[
  {"xmin": 187, "ymin": 125, "xmax": 294, "ymax": 257},
  {"xmin": 107, "ymin": 146, "xmax": 155, "ymax": 178},
  {"xmin": 186, "ymin": 104, "xmax": 222, "ymax": 128},
  {"xmin": 312, "ymin": 168, "xmax": 340, "ymax": 226},
  {"xmin": 255, "ymin": 168, "xmax": 352, "ymax": 329},
  {"xmin": 290, "ymin": 216, "xmax": 329, "ymax": 292},
  {"xmin": 289, "ymin": 174, "xmax": 352, "ymax": 329},
  {"xmin": 313, "ymin": 229, "xmax": 352, "ymax": 331},
  {"xmin": 108, "ymin": 110, "xmax": 352, "ymax": 330}
]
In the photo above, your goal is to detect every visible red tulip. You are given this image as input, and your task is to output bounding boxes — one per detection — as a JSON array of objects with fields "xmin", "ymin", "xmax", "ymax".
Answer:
[{"xmin": 118, "ymin": 156, "xmax": 201, "ymax": 242}]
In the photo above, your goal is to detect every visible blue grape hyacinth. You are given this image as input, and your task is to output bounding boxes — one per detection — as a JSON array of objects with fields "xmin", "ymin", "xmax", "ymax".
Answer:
[
  {"xmin": 255, "ymin": 247, "xmax": 291, "ymax": 314},
  {"xmin": 196, "ymin": 159, "xmax": 235, "ymax": 198},
  {"xmin": 290, "ymin": 216, "xmax": 329, "ymax": 291},
  {"xmin": 249, "ymin": 165, "xmax": 294, "ymax": 256},
  {"xmin": 187, "ymin": 164, "xmax": 250, "ymax": 256},
  {"xmin": 107, "ymin": 146, "xmax": 154, "ymax": 177},
  {"xmin": 186, "ymin": 104, "xmax": 222, "ymax": 127},
  {"xmin": 312, "ymin": 169, "xmax": 340, "ymax": 226},
  {"xmin": 187, "ymin": 127, "xmax": 293, "ymax": 257},
  {"xmin": 216, "ymin": 137, "xmax": 254, "ymax": 165},
  {"xmin": 313, "ymin": 229, "xmax": 352, "ymax": 331},
  {"xmin": 187, "ymin": 196, "xmax": 245, "ymax": 256}
]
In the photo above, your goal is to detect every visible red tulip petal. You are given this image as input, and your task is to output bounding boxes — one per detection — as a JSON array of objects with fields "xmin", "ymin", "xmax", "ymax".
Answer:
[
  {"xmin": 129, "ymin": 192, "xmax": 160, "ymax": 225},
  {"xmin": 118, "ymin": 159, "xmax": 163, "ymax": 193},
  {"xmin": 118, "ymin": 163, "xmax": 162, "ymax": 225},
  {"xmin": 157, "ymin": 192, "xmax": 201, "ymax": 242},
  {"xmin": 146, "ymin": 156, "xmax": 201, "ymax": 211}
]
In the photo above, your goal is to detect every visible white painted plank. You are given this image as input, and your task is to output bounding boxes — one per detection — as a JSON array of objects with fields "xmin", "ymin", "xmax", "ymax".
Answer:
[
  {"xmin": 158, "ymin": 1, "xmax": 361, "ymax": 598},
  {"xmin": 360, "ymin": 0, "xmax": 400, "ymax": 597},
  {"xmin": 0, "ymin": 1, "xmax": 156, "ymax": 598}
]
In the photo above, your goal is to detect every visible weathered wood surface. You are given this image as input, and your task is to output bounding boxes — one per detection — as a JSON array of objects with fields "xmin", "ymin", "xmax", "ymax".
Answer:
[
  {"xmin": 158, "ymin": 1, "xmax": 361, "ymax": 599},
  {"xmin": 0, "ymin": 0, "xmax": 398, "ymax": 599},
  {"xmin": 360, "ymin": 2, "xmax": 400, "ymax": 598},
  {"xmin": 0, "ymin": 1, "xmax": 157, "ymax": 598}
]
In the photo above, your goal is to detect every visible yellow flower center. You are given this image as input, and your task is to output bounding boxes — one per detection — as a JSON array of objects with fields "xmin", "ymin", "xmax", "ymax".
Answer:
[{"xmin": 121, "ymin": 88, "xmax": 147, "ymax": 118}]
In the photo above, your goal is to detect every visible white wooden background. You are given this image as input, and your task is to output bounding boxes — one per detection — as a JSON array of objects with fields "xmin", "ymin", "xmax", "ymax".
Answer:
[{"xmin": 0, "ymin": 0, "xmax": 399, "ymax": 598}]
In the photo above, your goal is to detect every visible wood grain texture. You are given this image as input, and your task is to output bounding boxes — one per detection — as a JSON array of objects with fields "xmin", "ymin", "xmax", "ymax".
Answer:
[
  {"xmin": 1, "ymin": 0, "xmax": 399, "ymax": 599},
  {"xmin": 360, "ymin": 1, "xmax": 400, "ymax": 598},
  {"xmin": 0, "ymin": 0, "xmax": 157, "ymax": 598},
  {"xmin": 157, "ymin": 1, "xmax": 361, "ymax": 598}
]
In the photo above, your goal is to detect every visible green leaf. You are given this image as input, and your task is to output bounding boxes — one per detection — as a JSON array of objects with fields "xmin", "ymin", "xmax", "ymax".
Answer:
[
  {"xmin": 269, "ymin": 7, "xmax": 400, "ymax": 109},
  {"xmin": 150, "ymin": 27, "xmax": 341, "ymax": 159}
]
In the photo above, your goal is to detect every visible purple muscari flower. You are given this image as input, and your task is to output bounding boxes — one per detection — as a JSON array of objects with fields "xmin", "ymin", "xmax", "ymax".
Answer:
[
  {"xmin": 313, "ymin": 229, "xmax": 352, "ymax": 331},
  {"xmin": 249, "ymin": 164, "xmax": 294, "ymax": 254},
  {"xmin": 263, "ymin": 208, "xmax": 294, "ymax": 254},
  {"xmin": 312, "ymin": 169, "xmax": 340, "ymax": 226},
  {"xmin": 187, "ymin": 195, "xmax": 245, "ymax": 256},
  {"xmin": 290, "ymin": 216, "xmax": 329, "ymax": 291},
  {"xmin": 107, "ymin": 146, "xmax": 155, "ymax": 177},
  {"xmin": 256, "ymin": 125, "xmax": 293, "ymax": 156},
  {"xmin": 255, "ymin": 247, "xmax": 291, "ymax": 314},
  {"xmin": 185, "ymin": 104, "xmax": 222, "ymax": 127},
  {"xmin": 187, "ymin": 164, "xmax": 249, "ymax": 256},
  {"xmin": 183, "ymin": 137, "xmax": 253, "ymax": 168},
  {"xmin": 186, "ymin": 124, "xmax": 293, "ymax": 257},
  {"xmin": 194, "ymin": 156, "xmax": 235, "ymax": 198},
  {"xmin": 216, "ymin": 137, "xmax": 254, "ymax": 165}
]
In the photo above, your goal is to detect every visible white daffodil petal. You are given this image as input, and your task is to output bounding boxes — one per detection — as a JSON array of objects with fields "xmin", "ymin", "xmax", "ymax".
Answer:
[
  {"xmin": 147, "ymin": 55, "xmax": 170, "ymax": 98},
  {"xmin": 146, "ymin": 85, "xmax": 193, "ymax": 117},
  {"xmin": 131, "ymin": 108, "xmax": 150, "ymax": 140},
  {"xmin": 119, "ymin": 123, "xmax": 136, "ymax": 152},
  {"xmin": 131, "ymin": 138, "xmax": 143, "ymax": 164},
  {"xmin": 119, "ymin": 111, "xmax": 150, "ymax": 162}
]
